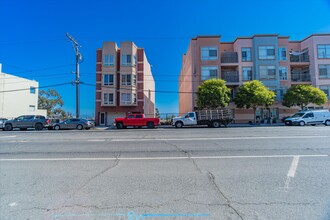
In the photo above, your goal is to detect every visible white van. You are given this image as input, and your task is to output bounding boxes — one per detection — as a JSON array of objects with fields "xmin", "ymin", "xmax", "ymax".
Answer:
[{"xmin": 284, "ymin": 110, "xmax": 330, "ymax": 126}]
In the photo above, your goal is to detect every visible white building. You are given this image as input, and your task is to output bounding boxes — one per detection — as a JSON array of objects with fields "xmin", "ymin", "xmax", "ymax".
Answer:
[{"xmin": 0, "ymin": 63, "xmax": 47, "ymax": 118}]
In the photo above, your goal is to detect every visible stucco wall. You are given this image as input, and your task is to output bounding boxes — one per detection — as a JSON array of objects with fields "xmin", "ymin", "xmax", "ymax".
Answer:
[{"xmin": 0, "ymin": 66, "xmax": 46, "ymax": 118}]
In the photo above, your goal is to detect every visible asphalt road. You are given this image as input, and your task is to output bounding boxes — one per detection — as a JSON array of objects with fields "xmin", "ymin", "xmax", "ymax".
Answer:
[{"xmin": 0, "ymin": 126, "xmax": 330, "ymax": 220}]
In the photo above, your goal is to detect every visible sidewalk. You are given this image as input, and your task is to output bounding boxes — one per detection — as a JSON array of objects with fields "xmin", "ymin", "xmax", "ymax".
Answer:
[{"xmin": 94, "ymin": 123, "xmax": 285, "ymax": 130}]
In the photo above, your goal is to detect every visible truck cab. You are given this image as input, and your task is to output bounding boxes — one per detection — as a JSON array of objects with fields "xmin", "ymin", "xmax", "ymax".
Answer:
[{"xmin": 172, "ymin": 112, "xmax": 197, "ymax": 128}]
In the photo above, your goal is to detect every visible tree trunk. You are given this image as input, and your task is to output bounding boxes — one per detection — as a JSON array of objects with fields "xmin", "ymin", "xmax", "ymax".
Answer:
[{"xmin": 253, "ymin": 107, "xmax": 257, "ymax": 124}]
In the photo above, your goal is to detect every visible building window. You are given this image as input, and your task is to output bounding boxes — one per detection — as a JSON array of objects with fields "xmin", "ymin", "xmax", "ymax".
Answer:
[
  {"xmin": 201, "ymin": 47, "xmax": 218, "ymax": 60},
  {"xmin": 278, "ymin": 48, "xmax": 287, "ymax": 61},
  {"xmin": 103, "ymin": 93, "xmax": 114, "ymax": 105},
  {"xmin": 121, "ymin": 54, "xmax": 132, "ymax": 66},
  {"xmin": 121, "ymin": 93, "xmax": 132, "ymax": 104},
  {"xmin": 259, "ymin": 66, "xmax": 276, "ymax": 80},
  {"xmin": 133, "ymin": 74, "xmax": 137, "ymax": 86},
  {"xmin": 319, "ymin": 65, "xmax": 330, "ymax": 79},
  {"xmin": 241, "ymin": 48, "xmax": 251, "ymax": 61},
  {"xmin": 258, "ymin": 46, "xmax": 275, "ymax": 59},
  {"xmin": 103, "ymin": 74, "xmax": 114, "ymax": 86},
  {"xmin": 104, "ymin": 54, "xmax": 114, "ymax": 66},
  {"xmin": 133, "ymin": 93, "xmax": 137, "ymax": 104},
  {"xmin": 242, "ymin": 67, "xmax": 253, "ymax": 81},
  {"xmin": 279, "ymin": 66, "xmax": 288, "ymax": 80},
  {"xmin": 279, "ymin": 86, "xmax": 288, "ymax": 100},
  {"xmin": 30, "ymin": 87, "xmax": 36, "ymax": 94},
  {"xmin": 320, "ymin": 85, "xmax": 330, "ymax": 97},
  {"xmin": 121, "ymin": 74, "xmax": 132, "ymax": 86},
  {"xmin": 201, "ymin": 66, "xmax": 218, "ymax": 80},
  {"xmin": 29, "ymin": 105, "xmax": 35, "ymax": 111},
  {"xmin": 318, "ymin": 45, "xmax": 330, "ymax": 59}
]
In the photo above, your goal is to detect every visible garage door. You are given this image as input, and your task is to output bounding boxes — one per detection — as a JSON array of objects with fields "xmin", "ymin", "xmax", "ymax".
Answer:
[{"xmin": 107, "ymin": 112, "xmax": 126, "ymax": 127}]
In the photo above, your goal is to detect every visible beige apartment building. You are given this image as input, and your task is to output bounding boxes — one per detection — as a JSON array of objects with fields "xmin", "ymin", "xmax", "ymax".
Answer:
[
  {"xmin": 95, "ymin": 42, "xmax": 155, "ymax": 126},
  {"xmin": 179, "ymin": 34, "xmax": 330, "ymax": 122}
]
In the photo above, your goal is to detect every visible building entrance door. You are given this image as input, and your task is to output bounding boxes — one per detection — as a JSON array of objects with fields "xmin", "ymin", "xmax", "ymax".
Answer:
[{"xmin": 100, "ymin": 112, "xmax": 105, "ymax": 126}]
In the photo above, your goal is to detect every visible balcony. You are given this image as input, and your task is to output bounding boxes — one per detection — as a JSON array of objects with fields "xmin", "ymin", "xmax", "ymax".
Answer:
[
  {"xmin": 290, "ymin": 53, "xmax": 309, "ymax": 63},
  {"xmin": 291, "ymin": 69, "xmax": 311, "ymax": 82},
  {"xmin": 221, "ymin": 71, "xmax": 239, "ymax": 83},
  {"xmin": 221, "ymin": 52, "xmax": 238, "ymax": 63}
]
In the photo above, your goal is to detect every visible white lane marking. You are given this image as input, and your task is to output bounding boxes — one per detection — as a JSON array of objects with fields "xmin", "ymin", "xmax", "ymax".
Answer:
[
  {"xmin": 8, "ymin": 202, "xmax": 17, "ymax": 207},
  {"xmin": 111, "ymin": 135, "xmax": 330, "ymax": 142},
  {"xmin": 0, "ymin": 154, "xmax": 327, "ymax": 162},
  {"xmin": 285, "ymin": 156, "xmax": 300, "ymax": 190},
  {"xmin": 0, "ymin": 135, "xmax": 16, "ymax": 138},
  {"xmin": 287, "ymin": 156, "xmax": 300, "ymax": 178},
  {"xmin": 87, "ymin": 140, "xmax": 105, "ymax": 142}
]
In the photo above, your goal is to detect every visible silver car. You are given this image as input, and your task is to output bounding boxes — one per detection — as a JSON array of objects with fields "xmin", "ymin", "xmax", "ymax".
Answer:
[{"xmin": 53, "ymin": 119, "xmax": 93, "ymax": 130}]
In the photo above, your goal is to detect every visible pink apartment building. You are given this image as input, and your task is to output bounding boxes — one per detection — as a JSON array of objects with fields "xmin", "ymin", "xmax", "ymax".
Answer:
[
  {"xmin": 95, "ymin": 42, "xmax": 155, "ymax": 126},
  {"xmin": 179, "ymin": 34, "xmax": 330, "ymax": 122}
]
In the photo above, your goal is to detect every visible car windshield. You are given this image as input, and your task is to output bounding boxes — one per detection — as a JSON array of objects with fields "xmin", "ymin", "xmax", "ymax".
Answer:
[{"xmin": 291, "ymin": 113, "xmax": 305, "ymax": 118}]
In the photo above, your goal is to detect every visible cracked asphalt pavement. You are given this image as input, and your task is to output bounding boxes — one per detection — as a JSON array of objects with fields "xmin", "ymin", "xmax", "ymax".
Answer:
[{"xmin": 0, "ymin": 126, "xmax": 330, "ymax": 220}]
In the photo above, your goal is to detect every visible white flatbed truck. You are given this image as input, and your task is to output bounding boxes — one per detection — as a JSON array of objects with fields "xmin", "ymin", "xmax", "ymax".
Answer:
[{"xmin": 172, "ymin": 109, "xmax": 233, "ymax": 128}]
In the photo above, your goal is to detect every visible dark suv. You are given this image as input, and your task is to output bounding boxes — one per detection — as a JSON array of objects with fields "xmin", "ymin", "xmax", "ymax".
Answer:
[{"xmin": 4, "ymin": 115, "xmax": 49, "ymax": 131}]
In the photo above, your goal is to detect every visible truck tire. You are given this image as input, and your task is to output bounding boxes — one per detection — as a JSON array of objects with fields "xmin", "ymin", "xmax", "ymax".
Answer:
[
  {"xmin": 147, "ymin": 122, "xmax": 155, "ymax": 129},
  {"xmin": 212, "ymin": 121, "xmax": 220, "ymax": 128},
  {"xmin": 116, "ymin": 122, "xmax": 124, "ymax": 129},
  {"xmin": 325, "ymin": 120, "xmax": 330, "ymax": 126},
  {"xmin": 35, "ymin": 123, "xmax": 43, "ymax": 131},
  {"xmin": 175, "ymin": 121, "xmax": 183, "ymax": 128},
  {"xmin": 4, "ymin": 123, "xmax": 13, "ymax": 131}
]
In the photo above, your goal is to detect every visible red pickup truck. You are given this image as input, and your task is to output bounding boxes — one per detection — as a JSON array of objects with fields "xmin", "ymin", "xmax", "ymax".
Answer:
[{"xmin": 114, "ymin": 114, "xmax": 160, "ymax": 129}]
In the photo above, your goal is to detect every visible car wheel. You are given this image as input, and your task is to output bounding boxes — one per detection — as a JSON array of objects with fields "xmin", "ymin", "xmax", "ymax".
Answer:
[
  {"xmin": 116, "ymin": 123, "xmax": 123, "ymax": 129},
  {"xmin": 77, "ymin": 124, "xmax": 83, "ymax": 130},
  {"xmin": 212, "ymin": 121, "xmax": 220, "ymax": 128},
  {"xmin": 175, "ymin": 121, "xmax": 183, "ymax": 128},
  {"xmin": 35, "ymin": 123, "xmax": 43, "ymax": 131},
  {"xmin": 4, "ymin": 124, "xmax": 13, "ymax": 131},
  {"xmin": 299, "ymin": 121, "xmax": 305, "ymax": 126},
  {"xmin": 325, "ymin": 120, "xmax": 330, "ymax": 126},
  {"xmin": 147, "ymin": 122, "xmax": 155, "ymax": 129},
  {"xmin": 54, "ymin": 125, "xmax": 60, "ymax": 130},
  {"xmin": 285, "ymin": 121, "xmax": 292, "ymax": 126}
]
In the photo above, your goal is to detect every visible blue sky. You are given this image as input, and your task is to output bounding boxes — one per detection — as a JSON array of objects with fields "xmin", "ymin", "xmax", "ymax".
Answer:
[{"xmin": 1, "ymin": 0, "xmax": 330, "ymax": 117}]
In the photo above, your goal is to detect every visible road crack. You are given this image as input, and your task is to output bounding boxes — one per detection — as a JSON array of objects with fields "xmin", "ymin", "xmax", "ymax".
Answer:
[
  {"xmin": 207, "ymin": 171, "xmax": 244, "ymax": 220},
  {"xmin": 163, "ymin": 141, "xmax": 203, "ymax": 173},
  {"xmin": 231, "ymin": 201, "xmax": 318, "ymax": 206}
]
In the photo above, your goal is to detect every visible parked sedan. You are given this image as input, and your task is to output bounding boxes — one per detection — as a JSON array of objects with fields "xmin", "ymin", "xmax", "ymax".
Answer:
[{"xmin": 52, "ymin": 119, "xmax": 93, "ymax": 130}]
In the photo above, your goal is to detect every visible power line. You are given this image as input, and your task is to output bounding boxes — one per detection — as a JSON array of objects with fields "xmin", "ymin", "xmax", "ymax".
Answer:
[
  {"xmin": 81, "ymin": 82, "xmax": 195, "ymax": 94},
  {"xmin": 0, "ymin": 82, "xmax": 72, "ymax": 93},
  {"xmin": 1, "ymin": 64, "xmax": 75, "ymax": 74}
]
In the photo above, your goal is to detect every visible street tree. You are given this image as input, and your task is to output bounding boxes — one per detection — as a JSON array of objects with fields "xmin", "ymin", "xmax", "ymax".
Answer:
[
  {"xmin": 196, "ymin": 79, "xmax": 231, "ymax": 109},
  {"xmin": 282, "ymin": 85, "xmax": 327, "ymax": 110},
  {"xmin": 38, "ymin": 89, "xmax": 66, "ymax": 118},
  {"xmin": 234, "ymin": 80, "xmax": 275, "ymax": 123}
]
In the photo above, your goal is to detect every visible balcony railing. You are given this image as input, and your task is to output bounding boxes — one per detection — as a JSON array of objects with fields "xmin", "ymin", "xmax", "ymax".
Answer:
[
  {"xmin": 291, "ymin": 69, "xmax": 311, "ymax": 82},
  {"xmin": 221, "ymin": 52, "xmax": 238, "ymax": 63},
  {"xmin": 290, "ymin": 53, "xmax": 309, "ymax": 62},
  {"xmin": 221, "ymin": 71, "xmax": 239, "ymax": 82}
]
